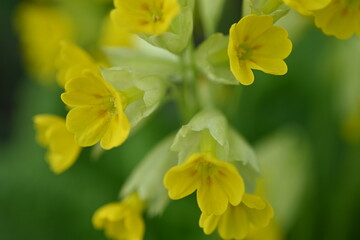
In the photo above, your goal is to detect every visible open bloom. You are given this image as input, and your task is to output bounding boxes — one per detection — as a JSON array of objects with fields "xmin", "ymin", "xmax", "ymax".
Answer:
[
  {"xmin": 111, "ymin": 0, "xmax": 180, "ymax": 35},
  {"xmin": 14, "ymin": 3, "xmax": 72, "ymax": 82},
  {"xmin": 313, "ymin": 0, "xmax": 360, "ymax": 39},
  {"xmin": 92, "ymin": 193, "xmax": 145, "ymax": 240},
  {"xmin": 228, "ymin": 15, "xmax": 292, "ymax": 85},
  {"xmin": 61, "ymin": 70, "xmax": 131, "ymax": 150},
  {"xmin": 282, "ymin": 0, "xmax": 330, "ymax": 15},
  {"xmin": 164, "ymin": 152, "xmax": 244, "ymax": 215},
  {"xmin": 200, "ymin": 193, "xmax": 274, "ymax": 239},
  {"xmin": 33, "ymin": 114, "xmax": 81, "ymax": 174},
  {"xmin": 56, "ymin": 41, "xmax": 98, "ymax": 87}
]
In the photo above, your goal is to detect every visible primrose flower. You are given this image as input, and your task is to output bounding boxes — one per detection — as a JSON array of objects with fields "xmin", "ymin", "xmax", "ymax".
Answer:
[
  {"xmin": 100, "ymin": 17, "xmax": 134, "ymax": 47},
  {"xmin": 14, "ymin": 3, "xmax": 72, "ymax": 82},
  {"xmin": 282, "ymin": 0, "xmax": 331, "ymax": 15},
  {"xmin": 200, "ymin": 193, "xmax": 274, "ymax": 239},
  {"xmin": 92, "ymin": 193, "xmax": 145, "ymax": 240},
  {"xmin": 228, "ymin": 15, "xmax": 292, "ymax": 85},
  {"xmin": 164, "ymin": 152, "xmax": 245, "ymax": 215},
  {"xmin": 111, "ymin": 0, "xmax": 180, "ymax": 35},
  {"xmin": 313, "ymin": 0, "xmax": 360, "ymax": 39},
  {"xmin": 56, "ymin": 41, "xmax": 98, "ymax": 87},
  {"xmin": 61, "ymin": 70, "xmax": 131, "ymax": 150},
  {"xmin": 33, "ymin": 114, "xmax": 81, "ymax": 174}
]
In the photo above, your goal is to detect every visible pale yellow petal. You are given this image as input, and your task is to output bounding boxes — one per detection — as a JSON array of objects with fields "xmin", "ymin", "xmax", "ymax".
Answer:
[
  {"xmin": 214, "ymin": 161, "xmax": 245, "ymax": 207},
  {"xmin": 245, "ymin": 199, "xmax": 274, "ymax": 227},
  {"xmin": 236, "ymin": 15, "xmax": 273, "ymax": 43},
  {"xmin": 61, "ymin": 72, "xmax": 109, "ymax": 107},
  {"xmin": 230, "ymin": 60, "xmax": 254, "ymax": 85},
  {"xmin": 33, "ymin": 114, "xmax": 64, "ymax": 146},
  {"xmin": 100, "ymin": 112, "xmax": 130, "ymax": 150},
  {"xmin": 218, "ymin": 205, "xmax": 249, "ymax": 240},
  {"xmin": 163, "ymin": 160, "xmax": 200, "ymax": 200},
  {"xmin": 251, "ymin": 26, "xmax": 292, "ymax": 59},
  {"xmin": 66, "ymin": 106, "xmax": 109, "ymax": 147},
  {"xmin": 197, "ymin": 176, "xmax": 228, "ymax": 215},
  {"xmin": 199, "ymin": 213, "xmax": 220, "ymax": 235},
  {"xmin": 46, "ymin": 123, "xmax": 80, "ymax": 174},
  {"xmin": 242, "ymin": 193, "xmax": 266, "ymax": 210},
  {"xmin": 248, "ymin": 57, "xmax": 288, "ymax": 75}
]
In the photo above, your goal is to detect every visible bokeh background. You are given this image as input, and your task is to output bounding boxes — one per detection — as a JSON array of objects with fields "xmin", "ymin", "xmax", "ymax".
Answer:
[{"xmin": 1, "ymin": 0, "xmax": 360, "ymax": 239}]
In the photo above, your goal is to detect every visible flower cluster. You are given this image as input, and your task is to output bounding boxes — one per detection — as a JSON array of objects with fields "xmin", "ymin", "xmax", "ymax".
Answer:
[{"xmin": 17, "ymin": 0, "xmax": 357, "ymax": 239}]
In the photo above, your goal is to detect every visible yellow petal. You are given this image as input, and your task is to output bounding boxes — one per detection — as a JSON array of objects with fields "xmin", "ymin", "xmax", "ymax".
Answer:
[
  {"xmin": 33, "ymin": 114, "xmax": 64, "ymax": 146},
  {"xmin": 199, "ymin": 213, "xmax": 220, "ymax": 235},
  {"xmin": 245, "ymin": 198, "xmax": 274, "ymax": 228},
  {"xmin": 251, "ymin": 26, "xmax": 292, "ymax": 59},
  {"xmin": 230, "ymin": 60, "xmax": 254, "ymax": 85},
  {"xmin": 163, "ymin": 159, "xmax": 200, "ymax": 199},
  {"xmin": 218, "ymin": 204, "xmax": 249, "ymax": 240},
  {"xmin": 61, "ymin": 72, "xmax": 109, "ymax": 107},
  {"xmin": 214, "ymin": 161, "xmax": 245, "ymax": 207},
  {"xmin": 248, "ymin": 57, "xmax": 288, "ymax": 75},
  {"xmin": 197, "ymin": 175, "xmax": 229, "ymax": 215},
  {"xmin": 46, "ymin": 123, "xmax": 80, "ymax": 174},
  {"xmin": 66, "ymin": 106, "xmax": 109, "ymax": 147},
  {"xmin": 100, "ymin": 112, "xmax": 130, "ymax": 150}
]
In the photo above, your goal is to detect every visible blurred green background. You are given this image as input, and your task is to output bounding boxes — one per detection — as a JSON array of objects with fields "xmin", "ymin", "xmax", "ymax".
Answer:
[{"xmin": 1, "ymin": 0, "xmax": 360, "ymax": 239}]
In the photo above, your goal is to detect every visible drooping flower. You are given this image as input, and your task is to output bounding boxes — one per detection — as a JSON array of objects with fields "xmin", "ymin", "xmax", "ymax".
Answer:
[
  {"xmin": 61, "ymin": 70, "xmax": 131, "ymax": 150},
  {"xmin": 200, "ymin": 193, "xmax": 274, "ymax": 239},
  {"xmin": 282, "ymin": 0, "xmax": 331, "ymax": 15},
  {"xmin": 92, "ymin": 193, "xmax": 145, "ymax": 240},
  {"xmin": 312, "ymin": 0, "xmax": 360, "ymax": 39},
  {"xmin": 228, "ymin": 15, "xmax": 292, "ymax": 85},
  {"xmin": 33, "ymin": 114, "xmax": 81, "ymax": 174},
  {"xmin": 164, "ymin": 152, "xmax": 245, "ymax": 215},
  {"xmin": 56, "ymin": 41, "xmax": 98, "ymax": 87},
  {"xmin": 14, "ymin": 3, "xmax": 73, "ymax": 82},
  {"xmin": 111, "ymin": 0, "xmax": 180, "ymax": 35},
  {"xmin": 99, "ymin": 16, "xmax": 134, "ymax": 47}
]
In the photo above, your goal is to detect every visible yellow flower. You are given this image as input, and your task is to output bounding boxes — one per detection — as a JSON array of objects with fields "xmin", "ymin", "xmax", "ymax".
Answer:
[
  {"xmin": 61, "ymin": 70, "xmax": 131, "ymax": 150},
  {"xmin": 14, "ymin": 3, "xmax": 73, "ymax": 82},
  {"xmin": 200, "ymin": 193, "xmax": 274, "ymax": 240},
  {"xmin": 228, "ymin": 15, "xmax": 292, "ymax": 85},
  {"xmin": 313, "ymin": 0, "xmax": 360, "ymax": 39},
  {"xmin": 111, "ymin": 0, "xmax": 180, "ymax": 35},
  {"xmin": 33, "ymin": 114, "xmax": 81, "ymax": 174},
  {"xmin": 56, "ymin": 41, "xmax": 98, "ymax": 87},
  {"xmin": 92, "ymin": 193, "xmax": 145, "ymax": 240},
  {"xmin": 246, "ymin": 221, "xmax": 284, "ymax": 240},
  {"xmin": 99, "ymin": 16, "xmax": 134, "ymax": 47},
  {"xmin": 282, "ymin": 0, "xmax": 330, "ymax": 15},
  {"xmin": 164, "ymin": 153, "xmax": 245, "ymax": 215}
]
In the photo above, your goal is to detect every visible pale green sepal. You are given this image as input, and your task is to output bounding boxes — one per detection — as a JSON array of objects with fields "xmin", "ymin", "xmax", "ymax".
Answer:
[
  {"xmin": 243, "ymin": 0, "xmax": 290, "ymax": 23},
  {"xmin": 138, "ymin": 0, "xmax": 194, "ymax": 54},
  {"xmin": 195, "ymin": 33, "xmax": 239, "ymax": 85},
  {"xmin": 255, "ymin": 126, "xmax": 310, "ymax": 228},
  {"xmin": 228, "ymin": 127, "xmax": 260, "ymax": 192},
  {"xmin": 103, "ymin": 37, "xmax": 180, "ymax": 78},
  {"xmin": 171, "ymin": 109, "xmax": 229, "ymax": 163},
  {"xmin": 198, "ymin": 0, "xmax": 226, "ymax": 37},
  {"xmin": 101, "ymin": 67, "xmax": 167, "ymax": 127},
  {"xmin": 120, "ymin": 134, "xmax": 177, "ymax": 216}
]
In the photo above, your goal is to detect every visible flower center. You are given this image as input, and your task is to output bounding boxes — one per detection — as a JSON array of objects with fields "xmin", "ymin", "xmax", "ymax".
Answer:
[
  {"xmin": 237, "ymin": 43, "xmax": 253, "ymax": 60},
  {"xmin": 104, "ymin": 95, "xmax": 119, "ymax": 115}
]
